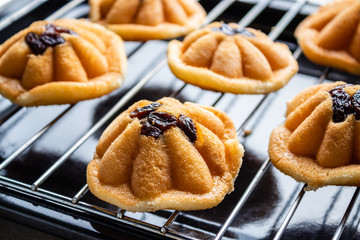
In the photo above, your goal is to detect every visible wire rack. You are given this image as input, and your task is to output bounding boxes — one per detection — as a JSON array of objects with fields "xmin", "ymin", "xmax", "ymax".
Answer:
[{"xmin": 0, "ymin": 0, "xmax": 360, "ymax": 239}]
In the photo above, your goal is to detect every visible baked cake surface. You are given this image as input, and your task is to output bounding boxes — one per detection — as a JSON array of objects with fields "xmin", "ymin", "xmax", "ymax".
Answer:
[
  {"xmin": 295, "ymin": 0, "xmax": 360, "ymax": 75},
  {"xmin": 87, "ymin": 97, "xmax": 244, "ymax": 212},
  {"xmin": 89, "ymin": 0, "xmax": 206, "ymax": 40},
  {"xmin": 269, "ymin": 82, "xmax": 360, "ymax": 189},
  {"xmin": 0, "ymin": 19, "xmax": 127, "ymax": 106},
  {"xmin": 167, "ymin": 22, "xmax": 298, "ymax": 94}
]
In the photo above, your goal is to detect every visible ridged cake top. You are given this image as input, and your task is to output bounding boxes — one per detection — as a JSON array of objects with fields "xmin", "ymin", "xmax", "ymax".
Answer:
[
  {"xmin": 295, "ymin": 0, "xmax": 360, "ymax": 74},
  {"xmin": 285, "ymin": 81, "xmax": 360, "ymax": 168},
  {"xmin": 167, "ymin": 22, "xmax": 298, "ymax": 94},
  {"xmin": 0, "ymin": 19, "xmax": 115, "ymax": 89},
  {"xmin": 87, "ymin": 97, "xmax": 244, "ymax": 211},
  {"xmin": 92, "ymin": 0, "xmax": 203, "ymax": 26},
  {"xmin": 181, "ymin": 22, "xmax": 294, "ymax": 80},
  {"xmin": 89, "ymin": 0, "xmax": 206, "ymax": 40},
  {"xmin": 0, "ymin": 19, "xmax": 127, "ymax": 106}
]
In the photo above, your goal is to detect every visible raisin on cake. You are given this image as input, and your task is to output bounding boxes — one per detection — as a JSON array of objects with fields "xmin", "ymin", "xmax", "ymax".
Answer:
[
  {"xmin": 0, "ymin": 19, "xmax": 127, "ymax": 106},
  {"xmin": 269, "ymin": 82, "xmax": 360, "ymax": 190},
  {"xmin": 87, "ymin": 97, "xmax": 244, "ymax": 212}
]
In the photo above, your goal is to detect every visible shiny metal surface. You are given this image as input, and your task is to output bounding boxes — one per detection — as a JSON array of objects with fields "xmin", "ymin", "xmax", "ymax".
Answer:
[{"xmin": 0, "ymin": 0, "xmax": 359, "ymax": 239}]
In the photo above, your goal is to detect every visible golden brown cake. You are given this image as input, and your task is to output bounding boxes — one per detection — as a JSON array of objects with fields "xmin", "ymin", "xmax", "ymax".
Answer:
[
  {"xmin": 0, "ymin": 19, "xmax": 127, "ymax": 106},
  {"xmin": 167, "ymin": 22, "xmax": 299, "ymax": 94},
  {"xmin": 269, "ymin": 81, "xmax": 360, "ymax": 190},
  {"xmin": 87, "ymin": 97, "xmax": 244, "ymax": 212},
  {"xmin": 89, "ymin": 0, "xmax": 206, "ymax": 41},
  {"xmin": 295, "ymin": 0, "xmax": 360, "ymax": 75}
]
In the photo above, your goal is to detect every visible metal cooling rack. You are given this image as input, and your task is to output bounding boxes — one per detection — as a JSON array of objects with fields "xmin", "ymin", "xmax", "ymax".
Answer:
[{"xmin": 0, "ymin": 0, "xmax": 359, "ymax": 239}]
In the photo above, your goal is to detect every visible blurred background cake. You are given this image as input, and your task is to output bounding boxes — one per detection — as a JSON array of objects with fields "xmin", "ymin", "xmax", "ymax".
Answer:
[
  {"xmin": 167, "ymin": 22, "xmax": 298, "ymax": 94},
  {"xmin": 89, "ymin": 0, "xmax": 206, "ymax": 40},
  {"xmin": 295, "ymin": 0, "xmax": 360, "ymax": 75}
]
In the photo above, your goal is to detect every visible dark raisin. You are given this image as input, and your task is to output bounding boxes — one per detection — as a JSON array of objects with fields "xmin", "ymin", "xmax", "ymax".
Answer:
[
  {"xmin": 141, "ymin": 121, "xmax": 163, "ymax": 139},
  {"xmin": 178, "ymin": 114, "xmax": 197, "ymax": 142},
  {"xmin": 329, "ymin": 86, "xmax": 353, "ymax": 123},
  {"xmin": 40, "ymin": 33, "xmax": 65, "ymax": 47},
  {"xmin": 25, "ymin": 24, "xmax": 75, "ymax": 55},
  {"xmin": 45, "ymin": 24, "xmax": 76, "ymax": 35},
  {"xmin": 25, "ymin": 33, "xmax": 46, "ymax": 55},
  {"xmin": 352, "ymin": 90, "xmax": 360, "ymax": 120},
  {"xmin": 134, "ymin": 104, "xmax": 197, "ymax": 141},
  {"xmin": 211, "ymin": 23, "xmax": 255, "ymax": 37},
  {"xmin": 148, "ymin": 112, "xmax": 178, "ymax": 131},
  {"xmin": 130, "ymin": 102, "xmax": 161, "ymax": 119}
]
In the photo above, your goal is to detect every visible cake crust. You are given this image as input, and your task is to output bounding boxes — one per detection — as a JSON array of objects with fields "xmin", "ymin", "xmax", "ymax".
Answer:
[
  {"xmin": 295, "ymin": 0, "xmax": 360, "ymax": 75},
  {"xmin": 0, "ymin": 19, "xmax": 127, "ymax": 106},
  {"xmin": 87, "ymin": 97, "xmax": 244, "ymax": 212},
  {"xmin": 89, "ymin": 0, "xmax": 206, "ymax": 41},
  {"xmin": 167, "ymin": 22, "xmax": 298, "ymax": 94},
  {"xmin": 269, "ymin": 81, "xmax": 360, "ymax": 189},
  {"xmin": 269, "ymin": 125, "xmax": 360, "ymax": 190}
]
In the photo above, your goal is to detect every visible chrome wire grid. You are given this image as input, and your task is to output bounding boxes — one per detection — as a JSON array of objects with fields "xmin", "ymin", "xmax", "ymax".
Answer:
[{"xmin": 0, "ymin": 0, "xmax": 359, "ymax": 239}]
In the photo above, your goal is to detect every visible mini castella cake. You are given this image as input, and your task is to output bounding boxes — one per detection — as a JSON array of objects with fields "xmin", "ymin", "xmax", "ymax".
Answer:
[
  {"xmin": 0, "ymin": 19, "xmax": 127, "ymax": 106},
  {"xmin": 269, "ymin": 82, "xmax": 360, "ymax": 190},
  {"xmin": 89, "ymin": 0, "xmax": 206, "ymax": 41},
  {"xmin": 87, "ymin": 97, "xmax": 244, "ymax": 212},
  {"xmin": 167, "ymin": 22, "xmax": 298, "ymax": 94},
  {"xmin": 295, "ymin": 0, "xmax": 360, "ymax": 75}
]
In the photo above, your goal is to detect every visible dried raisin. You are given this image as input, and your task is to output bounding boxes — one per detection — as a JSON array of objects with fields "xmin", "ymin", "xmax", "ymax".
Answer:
[
  {"xmin": 352, "ymin": 90, "xmax": 360, "ymax": 120},
  {"xmin": 328, "ymin": 85, "xmax": 360, "ymax": 122},
  {"xmin": 45, "ymin": 24, "xmax": 76, "ymax": 35},
  {"xmin": 40, "ymin": 33, "xmax": 65, "ymax": 47},
  {"xmin": 25, "ymin": 33, "xmax": 46, "ymax": 55},
  {"xmin": 25, "ymin": 24, "xmax": 75, "ymax": 55},
  {"xmin": 178, "ymin": 114, "xmax": 197, "ymax": 142},
  {"xmin": 132, "ymin": 103, "xmax": 197, "ymax": 141},
  {"xmin": 148, "ymin": 112, "xmax": 178, "ymax": 131},
  {"xmin": 141, "ymin": 121, "xmax": 163, "ymax": 139},
  {"xmin": 130, "ymin": 102, "xmax": 161, "ymax": 119}
]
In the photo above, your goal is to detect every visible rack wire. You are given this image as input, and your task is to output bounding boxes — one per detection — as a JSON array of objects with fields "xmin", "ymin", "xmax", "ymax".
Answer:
[{"xmin": 0, "ymin": 0, "xmax": 359, "ymax": 239}]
